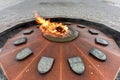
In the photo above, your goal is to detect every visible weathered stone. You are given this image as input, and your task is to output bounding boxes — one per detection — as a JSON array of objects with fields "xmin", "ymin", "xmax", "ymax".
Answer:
[
  {"xmin": 68, "ymin": 57, "xmax": 85, "ymax": 74},
  {"xmin": 77, "ymin": 24, "xmax": 86, "ymax": 28},
  {"xmin": 89, "ymin": 48, "xmax": 107, "ymax": 61},
  {"xmin": 16, "ymin": 48, "xmax": 33, "ymax": 60},
  {"xmin": 23, "ymin": 30, "xmax": 33, "ymax": 35},
  {"xmin": 38, "ymin": 56, "xmax": 54, "ymax": 74},
  {"xmin": 95, "ymin": 37, "xmax": 109, "ymax": 46},
  {"xmin": 88, "ymin": 29, "xmax": 99, "ymax": 35},
  {"xmin": 13, "ymin": 37, "xmax": 27, "ymax": 46}
]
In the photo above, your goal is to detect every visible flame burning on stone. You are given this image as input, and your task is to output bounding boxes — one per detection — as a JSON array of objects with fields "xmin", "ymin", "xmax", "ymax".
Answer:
[{"xmin": 35, "ymin": 12, "xmax": 71, "ymax": 38}]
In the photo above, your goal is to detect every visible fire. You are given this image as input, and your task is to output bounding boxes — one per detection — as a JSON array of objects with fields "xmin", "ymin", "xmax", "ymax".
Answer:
[{"xmin": 35, "ymin": 12, "xmax": 71, "ymax": 38}]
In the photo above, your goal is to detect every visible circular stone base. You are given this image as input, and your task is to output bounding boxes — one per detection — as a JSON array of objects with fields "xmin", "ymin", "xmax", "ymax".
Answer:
[{"xmin": 43, "ymin": 27, "xmax": 79, "ymax": 42}]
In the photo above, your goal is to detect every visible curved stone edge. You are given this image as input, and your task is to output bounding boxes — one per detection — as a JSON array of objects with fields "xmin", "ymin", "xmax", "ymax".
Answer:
[
  {"xmin": 37, "ymin": 56, "xmax": 55, "ymax": 74},
  {"xmin": 95, "ymin": 37, "xmax": 109, "ymax": 46},
  {"xmin": 43, "ymin": 27, "xmax": 79, "ymax": 43},
  {"xmin": 88, "ymin": 29, "xmax": 99, "ymax": 35},
  {"xmin": 0, "ymin": 48, "xmax": 2, "ymax": 53},
  {"xmin": 0, "ymin": 67, "xmax": 7, "ymax": 80},
  {"xmin": 68, "ymin": 57, "xmax": 85, "ymax": 75},
  {"xmin": 77, "ymin": 24, "xmax": 86, "ymax": 28},
  {"xmin": 13, "ymin": 37, "xmax": 27, "ymax": 46},
  {"xmin": 16, "ymin": 48, "xmax": 33, "ymax": 61},
  {"xmin": 89, "ymin": 48, "xmax": 107, "ymax": 61},
  {"xmin": 114, "ymin": 67, "xmax": 120, "ymax": 80},
  {"xmin": 23, "ymin": 30, "xmax": 34, "ymax": 35}
]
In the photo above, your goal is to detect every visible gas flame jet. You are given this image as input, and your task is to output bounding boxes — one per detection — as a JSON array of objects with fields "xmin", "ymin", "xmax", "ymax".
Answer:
[{"xmin": 35, "ymin": 12, "xmax": 71, "ymax": 38}]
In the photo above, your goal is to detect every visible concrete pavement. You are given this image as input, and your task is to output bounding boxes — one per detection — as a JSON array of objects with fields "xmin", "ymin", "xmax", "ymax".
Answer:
[{"xmin": 0, "ymin": 0, "xmax": 120, "ymax": 33}]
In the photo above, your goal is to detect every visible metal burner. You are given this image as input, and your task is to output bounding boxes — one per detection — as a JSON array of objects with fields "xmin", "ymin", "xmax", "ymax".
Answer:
[{"xmin": 43, "ymin": 26, "xmax": 79, "ymax": 42}]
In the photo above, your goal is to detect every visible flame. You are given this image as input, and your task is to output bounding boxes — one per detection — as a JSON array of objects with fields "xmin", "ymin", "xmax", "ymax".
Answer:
[{"xmin": 35, "ymin": 12, "xmax": 71, "ymax": 38}]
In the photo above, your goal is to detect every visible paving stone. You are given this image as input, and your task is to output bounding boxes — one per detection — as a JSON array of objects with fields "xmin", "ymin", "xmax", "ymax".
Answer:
[
  {"xmin": 77, "ymin": 24, "xmax": 86, "ymax": 28},
  {"xmin": 89, "ymin": 48, "xmax": 107, "ymax": 61},
  {"xmin": 68, "ymin": 56, "xmax": 85, "ymax": 74},
  {"xmin": 88, "ymin": 29, "xmax": 99, "ymax": 35},
  {"xmin": 13, "ymin": 37, "xmax": 27, "ymax": 46},
  {"xmin": 16, "ymin": 48, "xmax": 33, "ymax": 61},
  {"xmin": 23, "ymin": 30, "xmax": 33, "ymax": 35},
  {"xmin": 95, "ymin": 37, "xmax": 109, "ymax": 46},
  {"xmin": 38, "ymin": 56, "xmax": 54, "ymax": 74}
]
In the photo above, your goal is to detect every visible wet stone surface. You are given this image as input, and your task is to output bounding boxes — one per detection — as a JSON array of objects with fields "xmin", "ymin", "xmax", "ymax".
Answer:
[
  {"xmin": 68, "ymin": 57, "xmax": 85, "ymax": 74},
  {"xmin": 16, "ymin": 48, "xmax": 33, "ymax": 61},
  {"xmin": 38, "ymin": 56, "xmax": 54, "ymax": 74},
  {"xmin": 95, "ymin": 37, "xmax": 109, "ymax": 46},
  {"xmin": 88, "ymin": 29, "xmax": 99, "ymax": 35},
  {"xmin": 89, "ymin": 48, "xmax": 107, "ymax": 61},
  {"xmin": 23, "ymin": 30, "xmax": 33, "ymax": 35},
  {"xmin": 13, "ymin": 37, "xmax": 27, "ymax": 46},
  {"xmin": 77, "ymin": 24, "xmax": 86, "ymax": 28}
]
